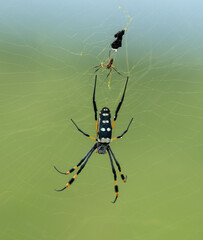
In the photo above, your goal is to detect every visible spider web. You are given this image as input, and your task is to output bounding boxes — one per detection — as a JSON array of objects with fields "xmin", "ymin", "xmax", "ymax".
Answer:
[{"xmin": 0, "ymin": 0, "xmax": 203, "ymax": 240}]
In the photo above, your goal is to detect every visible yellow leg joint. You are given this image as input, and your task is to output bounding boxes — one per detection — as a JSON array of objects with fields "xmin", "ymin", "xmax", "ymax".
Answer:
[
  {"xmin": 111, "ymin": 137, "xmax": 118, "ymax": 141},
  {"xmin": 112, "ymin": 120, "xmax": 116, "ymax": 129},
  {"xmin": 95, "ymin": 120, "xmax": 97, "ymax": 133},
  {"xmin": 89, "ymin": 136, "xmax": 97, "ymax": 141}
]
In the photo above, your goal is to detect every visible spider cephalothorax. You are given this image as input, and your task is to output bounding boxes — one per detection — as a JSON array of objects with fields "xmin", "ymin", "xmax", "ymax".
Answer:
[
  {"xmin": 96, "ymin": 142, "xmax": 109, "ymax": 154},
  {"xmin": 54, "ymin": 75, "xmax": 133, "ymax": 203}
]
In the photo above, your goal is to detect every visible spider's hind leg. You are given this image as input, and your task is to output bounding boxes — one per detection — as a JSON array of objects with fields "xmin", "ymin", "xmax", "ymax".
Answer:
[
  {"xmin": 111, "ymin": 118, "xmax": 133, "ymax": 141},
  {"xmin": 71, "ymin": 119, "xmax": 97, "ymax": 141},
  {"xmin": 93, "ymin": 75, "xmax": 98, "ymax": 133},
  {"xmin": 112, "ymin": 77, "xmax": 129, "ymax": 129},
  {"xmin": 112, "ymin": 66, "xmax": 121, "ymax": 76},
  {"xmin": 94, "ymin": 65, "xmax": 102, "ymax": 73},
  {"xmin": 105, "ymin": 68, "xmax": 112, "ymax": 80}
]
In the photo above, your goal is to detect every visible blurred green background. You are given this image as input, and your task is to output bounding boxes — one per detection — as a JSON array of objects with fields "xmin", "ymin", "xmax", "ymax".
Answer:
[{"xmin": 0, "ymin": 0, "xmax": 203, "ymax": 239}]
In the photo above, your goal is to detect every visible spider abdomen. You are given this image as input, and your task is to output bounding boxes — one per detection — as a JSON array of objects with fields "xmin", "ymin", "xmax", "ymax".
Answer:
[
  {"xmin": 107, "ymin": 59, "xmax": 114, "ymax": 69},
  {"xmin": 98, "ymin": 107, "xmax": 112, "ymax": 143}
]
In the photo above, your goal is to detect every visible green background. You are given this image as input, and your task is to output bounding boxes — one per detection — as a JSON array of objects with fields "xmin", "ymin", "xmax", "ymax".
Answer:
[{"xmin": 0, "ymin": 0, "xmax": 203, "ymax": 239}]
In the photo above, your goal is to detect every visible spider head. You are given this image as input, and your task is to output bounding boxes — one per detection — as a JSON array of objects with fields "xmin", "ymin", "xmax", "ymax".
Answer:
[{"xmin": 97, "ymin": 143, "xmax": 109, "ymax": 154}]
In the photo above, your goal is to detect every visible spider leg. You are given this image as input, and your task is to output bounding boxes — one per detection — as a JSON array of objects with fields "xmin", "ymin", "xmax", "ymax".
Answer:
[
  {"xmin": 105, "ymin": 68, "xmax": 112, "ymax": 80},
  {"xmin": 94, "ymin": 64, "xmax": 101, "ymax": 68},
  {"xmin": 111, "ymin": 118, "xmax": 133, "ymax": 141},
  {"xmin": 94, "ymin": 66, "xmax": 102, "ymax": 73},
  {"xmin": 112, "ymin": 77, "xmax": 129, "ymax": 129},
  {"xmin": 107, "ymin": 147, "xmax": 119, "ymax": 203},
  {"xmin": 71, "ymin": 119, "xmax": 97, "ymax": 141},
  {"xmin": 109, "ymin": 146, "xmax": 127, "ymax": 183},
  {"xmin": 108, "ymin": 50, "xmax": 111, "ymax": 60},
  {"xmin": 93, "ymin": 75, "xmax": 98, "ymax": 133},
  {"xmin": 55, "ymin": 143, "xmax": 97, "ymax": 191},
  {"xmin": 54, "ymin": 144, "xmax": 96, "ymax": 175},
  {"xmin": 112, "ymin": 66, "xmax": 122, "ymax": 76}
]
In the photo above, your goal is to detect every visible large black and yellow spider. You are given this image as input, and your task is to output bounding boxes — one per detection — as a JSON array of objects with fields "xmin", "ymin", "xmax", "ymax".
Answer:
[{"xmin": 54, "ymin": 75, "xmax": 133, "ymax": 203}]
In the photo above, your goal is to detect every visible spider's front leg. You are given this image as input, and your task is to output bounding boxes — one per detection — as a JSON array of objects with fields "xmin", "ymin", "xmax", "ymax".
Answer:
[
  {"xmin": 107, "ymin": 147, "xmax": 119, "ymax": 203},
  {"xmin": 55, "ymin": 143, "xmax": 97, "ymax": 191},
  {"xmin": 54, "ymin": 144, "xmax": 95, "ymax": 175},
  {"xmin": 109, "ymin": 146, "xmax": 127, "ymax": 183}
]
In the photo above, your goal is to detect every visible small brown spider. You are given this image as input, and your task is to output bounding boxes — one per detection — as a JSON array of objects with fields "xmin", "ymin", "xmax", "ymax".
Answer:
[{"xmin": 94, "ymin": 51, "xmax": 121, "ymax": 80}]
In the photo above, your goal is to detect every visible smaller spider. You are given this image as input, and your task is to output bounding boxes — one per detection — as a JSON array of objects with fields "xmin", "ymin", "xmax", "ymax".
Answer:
[{"xmin": 94, "ymin": 51, "xmax": 121, "ymax": 80}]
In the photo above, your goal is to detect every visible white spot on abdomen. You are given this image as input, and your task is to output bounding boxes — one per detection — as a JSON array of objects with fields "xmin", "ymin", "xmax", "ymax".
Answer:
[
  {"xmin": 101, "ymin": 128, "xmax": 106, "ymax": 131},
  {"xmin": 102, "ymin": 120, "xmax": 109, "ymax": 123},
  {"xmin": 107, "ymin": 128, "xmax": 111, "ymax": 132}
]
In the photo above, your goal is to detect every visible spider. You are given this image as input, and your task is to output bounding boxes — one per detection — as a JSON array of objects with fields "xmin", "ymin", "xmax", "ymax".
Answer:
[
  {"xmin": 94, "ymin": 51, "xmax": 121, "ymax": 80},
  {"xmin": 54, "ymin": 75, "xmax": 133, "ymax": 203}
]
